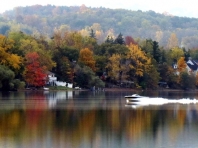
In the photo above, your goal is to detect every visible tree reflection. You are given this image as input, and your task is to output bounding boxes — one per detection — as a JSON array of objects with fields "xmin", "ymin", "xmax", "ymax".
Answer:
[{"xmin": 0, "ymin": 103, "xmax": 198, "ymax": 147}]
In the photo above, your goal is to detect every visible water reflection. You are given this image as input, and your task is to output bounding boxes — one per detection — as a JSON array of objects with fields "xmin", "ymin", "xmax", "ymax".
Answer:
[{"xmin": 0, "ymin": 91, "xmax": 198, "ymax": 147}]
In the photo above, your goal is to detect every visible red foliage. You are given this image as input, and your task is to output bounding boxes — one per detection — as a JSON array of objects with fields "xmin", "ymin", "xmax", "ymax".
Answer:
[
  {"xmin": 125, "ymin": 36, "xmax": 137, "ymax": 46},
  {"xmin": 24, "ymin": 52, "xmax": 46, "ymax": 87}
]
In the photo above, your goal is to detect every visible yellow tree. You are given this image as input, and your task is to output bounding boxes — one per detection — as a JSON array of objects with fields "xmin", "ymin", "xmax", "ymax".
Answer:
[
  {"xmin": 79, "ymin": 48, "xmax": 96, "ymax": 71},
  {"xmin": 125, "ymin": 43, "xmax": 158, "ymax": 88},
  {"xmin": 0, "ymin": 34, "xmax": 22, "ymax": 70},
  {"xmin": 19, "ymin": 37, "xmax": 56, "ymax": 71},
  {"xmin": 63, "ymin": 31, "xmax": 84, "ymax": 50},
  {"xmin": 177, "ymin": 57, "xmax": 187, "ymax": 72},
  {"xmin": 19, "ymin": 38, "xmax": 40, "ymax": 53},
  {"xmin": 106, "ymin": 54, "xmax": 127, "ymax": 81},
  {"xmin": 169, "ymin": 47, "xmax": 184, "ymax": 62},
  {"xmin": 126, "ymin": 43, "xmax": 151, "ymax": 77}
]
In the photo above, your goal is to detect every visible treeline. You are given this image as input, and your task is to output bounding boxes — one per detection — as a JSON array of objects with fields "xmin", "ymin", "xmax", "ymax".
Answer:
[
  {"xmin": 1, "ymin": 5, "xmax": 198, "ymax": 49},
  {"xmin": 1, "ymin": 29, "xmax": 198, "ymax": 91}
]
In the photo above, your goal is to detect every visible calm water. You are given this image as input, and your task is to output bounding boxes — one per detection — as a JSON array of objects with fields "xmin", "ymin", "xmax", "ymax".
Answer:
[{"xmin": 1, "ymin": 90, "xmax": 198, "ymax": 148}]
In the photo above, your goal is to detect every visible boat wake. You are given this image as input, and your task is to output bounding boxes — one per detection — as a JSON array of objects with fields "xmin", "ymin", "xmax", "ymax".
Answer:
[{"xmin": 126, "ymin": 96, "xmax": 198, "ymax": 108}]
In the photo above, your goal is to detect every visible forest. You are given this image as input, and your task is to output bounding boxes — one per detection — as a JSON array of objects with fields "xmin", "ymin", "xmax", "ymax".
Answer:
[
  {"xmin": 1, "ymin": 5, "xmax": 198, "ymax": 49},
  {"xmin": 0, "ymin": 28, "xmax": 198, "ymax": 91},
  {"xmin": 1, "ymin": 5, "xmax": 198, "ymax": 91}
]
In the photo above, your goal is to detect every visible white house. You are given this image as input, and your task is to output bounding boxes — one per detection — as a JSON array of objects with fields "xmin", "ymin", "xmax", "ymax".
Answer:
[
  {"xmin": 173, "ymin": 59, "xmax": 198, "ymax": 75},
  {"xmin": 46, "ymin": 72, "xmax": 57, "ymax": 86},
  {"xmin": 46, "ymin": 71, "xmax": 73, "ymax": 88}
]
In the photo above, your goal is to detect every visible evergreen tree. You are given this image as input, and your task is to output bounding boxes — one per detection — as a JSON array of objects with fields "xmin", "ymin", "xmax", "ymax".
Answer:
[
  {"xmin": 160, "ymin": 50, "xmax": 167, "ymax": 63},
  {"xmin": 183, "ymin": 48, "xmax": 190, "ymax": 61},
  {"xmin": 114, "ymin": 33, "xmax": 125, "ymax": 45},
  {"xmin": 105, "ymin": 35, "xmax": 114, "ymax": 44},
  {"xmin": 153, "ymin": 41, "xmax": 161, "ymax": 63},
  {"xmin": 89, "ymin": 29, "xmax": 96, "ymax": 39}
]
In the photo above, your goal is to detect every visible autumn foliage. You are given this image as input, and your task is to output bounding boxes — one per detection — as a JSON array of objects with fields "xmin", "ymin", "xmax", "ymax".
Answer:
[
  {"xmin": 24, "ymin": 52, "xmax": 46, "ymax": 87},
  {"xmin": 125, "ymin": 36, "xmax": 137, "ymax": 46},
  {"xmin": 177, "ymin": 57, "xmax": 187, "ymax": 72},
  {"xmin": 1, "ymin": 28, "xmax": 198, "ymax": 90},
  {"xmin": 106, "ymin": 54, "xmax": 124, "ymax": 81},
  {"xmin": 79, "ymin": 48, "xmax": 96, "ymax": 71},
  {"xmin": 0, "ymin": 35, "xmax": 22, "ymax": 70},
  {"xmin": 126, "ymin": 43, "xmax": 151, "ymax": 77}
]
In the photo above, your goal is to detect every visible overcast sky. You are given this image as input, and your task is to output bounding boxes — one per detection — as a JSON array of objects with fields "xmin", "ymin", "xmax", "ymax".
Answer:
[{"xmin": 0, "ymin": 0, "xmax": 198, "ymax": 18}]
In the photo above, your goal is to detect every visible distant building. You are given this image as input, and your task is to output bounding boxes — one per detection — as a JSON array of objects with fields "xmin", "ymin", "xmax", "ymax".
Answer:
[
  {"xmin": 173, "ymin": 59, "xmax": 198, "ymax": 75},
  {"xmin": 46, "ymin": 71, "xmax": 73, "ymax": 88},
  {"xmin": 46, "ymin": 71, "xmax": 57, "ymax": 86}
]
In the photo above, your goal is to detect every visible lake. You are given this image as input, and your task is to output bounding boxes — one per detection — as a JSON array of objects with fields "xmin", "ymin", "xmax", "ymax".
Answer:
[{"xmin": 0, "ymin": 90, "xmax": 198, "ymax": 148}]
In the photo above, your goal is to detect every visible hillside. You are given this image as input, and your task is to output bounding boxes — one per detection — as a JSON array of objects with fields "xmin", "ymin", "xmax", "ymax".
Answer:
[{"xmin": 1, "ymin": 4, "xmax": 198, "ymax": 48}]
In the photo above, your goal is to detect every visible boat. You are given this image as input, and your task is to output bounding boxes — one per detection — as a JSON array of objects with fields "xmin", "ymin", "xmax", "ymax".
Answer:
[
  {"xmin": 126, "ymin": 97, "xmax": 166, "ymax": 104},
  {"xmin": 125, "ymin": 94, "xmax": 149, "ymax": 104},
  {"xmin": 43, "ymin": 87, "xmax": 49, "ymax": 90},
  {"xmin": 125, "ymin": 94, "xmax": 147, "ymax": 99}
]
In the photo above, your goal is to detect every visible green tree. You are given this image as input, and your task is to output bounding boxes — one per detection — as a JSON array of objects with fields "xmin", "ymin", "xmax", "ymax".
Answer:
[
  {"xmin": 0, "ymin": 65, "xmax": 15, "ymax": 91},
  {"xmin": 74, "ymin": 65, "xmax": 104, "ymax": 88},
  {"xmin": 158, "ymin": 63, "xmax": 180, "ymax": 89},
  {"xmin": 189, "ymin": 48, "xmax": 198, "ymax": 60},
  {"xmin": 114, "ymin": 33, "xmax": 125, "ymax": 45},
  {"xmin": 140, "ymin": 39, "xmax": 153, "ymax": 56},
  {"xmin": 105, "ymin": 36, "xmax": 114, "ymax": 44},
  {"xmin": 89, "ymin": 29, "xmax": 96, "ymax": 39},
  {"xmin": 179, "ymin": 71, "xmax": 195, "ymax": 89},
  {"xmin": 95, "ymin": 43, "xmax": 128, "ymax": 57},
  {"xmin": 56, "ymin": 56, "xmax": 72, "ymax": 82},
  {"xmin": 52, "ymin": 46, "xmax": 79, "ymax": 82},
  {"xmin": 160, "ymin": 49, "xmax": 167, "ymax": 63},
  {"xmin": 143, "ymin": 65, "xmax": 160, "ymax": 89},
  {"xmin": 153, "ymin": 41, "xmax": 161, "ymax": 63},
  {"xmin": 94, "ymin": 55, "xmax": 107, "ymax": 76},
  {"xmin": 183, "ymin": 48, "xmax": 190, "ymax": 61},
  {"xmin": 168, "ymin": 47, "xmax": 184, "ymax": 64},
  {"xmin": 54, "ymin": 46, "xmax": 79, "ymax": 62},
  {"xmin": 9, "ymin": 32, "xmax": 56, "ymax": 71}
]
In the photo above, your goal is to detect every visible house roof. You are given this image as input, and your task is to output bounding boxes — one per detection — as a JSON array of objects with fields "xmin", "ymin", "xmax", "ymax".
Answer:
[{"xmin": 187, "ymin": 60, "xmax": 198, "ymax": 71}]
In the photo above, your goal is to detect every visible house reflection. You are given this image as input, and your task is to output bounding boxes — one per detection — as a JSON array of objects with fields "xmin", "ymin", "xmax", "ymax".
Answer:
[{"xmin": 43, "ymin": 91, "xmax": 73, "ymax": 108}]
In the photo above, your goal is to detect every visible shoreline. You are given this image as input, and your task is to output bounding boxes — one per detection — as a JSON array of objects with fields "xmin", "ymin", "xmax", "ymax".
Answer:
[{"xmin": 15, "ymin": 87, "xmax": 195, "ymax": 92}]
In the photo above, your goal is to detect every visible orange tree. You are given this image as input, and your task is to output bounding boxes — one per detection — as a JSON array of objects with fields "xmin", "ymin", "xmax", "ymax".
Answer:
[
  {"xmin": 177, "ymin": 57, "xmax": 187, "ymax": 72},
  {"xmin": 78, "ymin": 48, "xmax": 96, "ymax": 72}
]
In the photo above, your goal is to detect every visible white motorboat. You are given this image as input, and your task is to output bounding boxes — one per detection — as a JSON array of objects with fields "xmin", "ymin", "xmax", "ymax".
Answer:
[
  {"xmin": 126, "ymin": 97, "xmax": 166, "ymax": 104},
  {"xmin": 125, "ymin": 94, "xmax": 148, "ymax": 99},
  {"xmin": 125, "ymin": 94, "xmax": 149, "ymax": 104}
]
